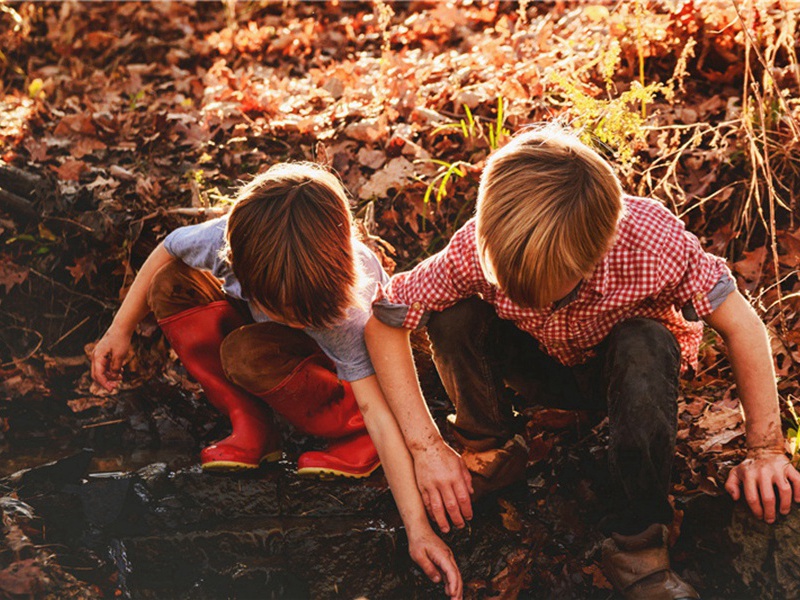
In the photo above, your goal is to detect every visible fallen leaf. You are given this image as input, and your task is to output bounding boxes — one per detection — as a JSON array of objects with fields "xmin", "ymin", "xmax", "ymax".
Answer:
[
  {"xmin": 498, "ymin": 498, "xmax": 522, "ymax": 532},
  {"xmin": 583, "ymin": 563, "xmax": 613, "ymax": 589},
  {"xmin": 358, "ymin": 156, "xmax": 415, "ymax": 199},
  {"xmin": 733, "ymin": 246, "xmax": 766, "ymax": 293},
  {"xmin": 66, "ymin": 255, "xmax": 97, "ymax": 285},
  {"xmin": 357, "ymin": 146, "xmax": 387, "ymax": 170},
  {"xmin": 695, "ymin": 406, "xmax": 742, "ymax": 432},
  {"xmin": 344, "ymin": 116, "xmax": 388, "ymax": 143},
  {"xmin": 0, "ymin": 258, "xmax": 29, "ymax": 293},
  {"xmin": 0, "ymin": 559, "xmax": 46, "ymax": 596},
  {"xmin": 698, "ymin": 427, "xmax": 744, "ymax": 453},
  {"xmin": 67, "ymin": 396, "xmax": 111, "ymax": 413},
  {"xmin": 52, "ymin": 159, "xmax": 87, "ymax": 181},
  {"xmin": 71, "ymin": 136, "xmax": 107, "ymax": 159}
]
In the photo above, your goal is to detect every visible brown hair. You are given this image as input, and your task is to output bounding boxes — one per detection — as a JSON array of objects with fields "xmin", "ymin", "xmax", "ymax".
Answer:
[
  {"xmin": 225, "ymin": 162, "xmax": 357, "ymax": 329},
  {"xmin": 476, "ymin": 124, "xmax": 623, "ymax": 308}
]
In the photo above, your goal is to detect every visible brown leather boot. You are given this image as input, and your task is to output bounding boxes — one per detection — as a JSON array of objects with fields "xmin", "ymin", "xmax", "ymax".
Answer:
[
  {"xmin": 601, "ymin": 523, "xmax": 700, "ymax": 600},
  {"xmin": 454, "ymin": 432, "xmax": 529, "ymax": 501}
]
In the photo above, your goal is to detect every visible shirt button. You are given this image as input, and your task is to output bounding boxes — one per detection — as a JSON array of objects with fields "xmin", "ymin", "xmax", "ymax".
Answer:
[{"xmin": 411, "ymin": 302, "xmax": 422, "ymax": 310}]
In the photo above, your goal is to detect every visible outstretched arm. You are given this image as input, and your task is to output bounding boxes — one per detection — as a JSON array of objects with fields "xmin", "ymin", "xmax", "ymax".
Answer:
[
  {"xmin": 365, "ymin": 316, "xmax": 473, "ymax": 533},
  {"xmin": 350, "ymin": 375, "xmax": 462, "ymax": 600},
  {"xmin": 91, "ymin": 243, "xmax": 174, "ymax": 390},
  {"xmin": 705, "ymin": 291, "xmax": 800, "ymax": 521}
]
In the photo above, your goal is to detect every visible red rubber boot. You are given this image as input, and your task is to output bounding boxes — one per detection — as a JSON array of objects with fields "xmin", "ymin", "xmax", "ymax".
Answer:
[
  {"xmin": 158, "ymin": 301, "xmax": 281, "ymax": 471},
  {"xmin": 248, "ymin": 354, "xmax": 380, "ymax": 478}
]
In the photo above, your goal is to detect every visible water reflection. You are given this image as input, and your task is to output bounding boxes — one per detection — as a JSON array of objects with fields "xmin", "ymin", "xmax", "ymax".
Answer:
[{"xmin": 0, "ymin": 444, "xmax": 195, "ymax": 477}]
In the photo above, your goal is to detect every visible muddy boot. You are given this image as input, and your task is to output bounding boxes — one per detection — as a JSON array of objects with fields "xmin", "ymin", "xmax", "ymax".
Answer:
[
  {"xmin": 453, "ymin": 429, "xmax": 529, "ymax": 501},
  {"xmin": 601, "ymin": 523, "xmax": 700, "ymax": 600}
]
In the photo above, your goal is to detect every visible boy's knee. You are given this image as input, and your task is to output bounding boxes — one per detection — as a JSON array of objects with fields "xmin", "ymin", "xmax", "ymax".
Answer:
[
  {"xmin": 427, "ymin": 298, "xmax": 495, "ymax": 349},
  {"xmin": 220, "ymin": 322, "xmax": 318, "ymax": 393},
  {"xmin": 606, "ymin": 319, "xmax": 680, "ymax": 368},
  {"xmin": 148, "ymin": 261, "xmax": 191, "ymax": 319}
]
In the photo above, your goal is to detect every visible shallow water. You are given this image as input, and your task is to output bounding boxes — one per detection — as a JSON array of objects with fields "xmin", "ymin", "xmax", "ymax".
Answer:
[{"xmin": 0, "ymin": 443, "xmax": 194, "ymax": 477}]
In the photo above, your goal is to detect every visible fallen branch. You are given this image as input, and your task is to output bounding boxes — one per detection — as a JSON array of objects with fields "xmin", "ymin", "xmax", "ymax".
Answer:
[
  {"xmin": 0, "ymin": 161, "xmax": 47, "ymax": 198},
  {"xmin": 0, "ymin": 186, "xmax": 38, "ymax": 222}
]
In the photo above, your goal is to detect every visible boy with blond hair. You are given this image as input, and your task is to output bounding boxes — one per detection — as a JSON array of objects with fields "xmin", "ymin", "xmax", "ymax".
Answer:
[
  {"xmin": 91, "ymin": 163, "xmax": 462, "ymax": 599},
  {"xmin": 366, "ymin": 125, "xmax": 800, "ymax": 599}
]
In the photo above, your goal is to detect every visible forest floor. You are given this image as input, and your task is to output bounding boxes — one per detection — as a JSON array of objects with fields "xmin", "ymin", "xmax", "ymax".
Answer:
[{"xmin": 0, "ymin": 1, "xmax": 799, "ymax": 598}]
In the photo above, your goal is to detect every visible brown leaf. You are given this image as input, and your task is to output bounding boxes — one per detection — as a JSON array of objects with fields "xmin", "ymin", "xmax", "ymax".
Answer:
[
  {"xmin": 66, "ymin": 255, "xmax": 97, "ymax": 285},
  {"xmin": 695, "ymin": 406, "xmax": 742, "ymax": 432},
  {"xmin": 358, "ymin": 157, "xmax": 416, "ymax": 200},
  {"xmin": 67, "ymin": 396, "xmax": 111, "ymax": 413},
  {"xmin": 0, "ymin": 258, "xmax": 29, "ymax": 293},
  {"xmin": 344, "ymin": 116, "xmax": 388, "ymax": 143},
  {"xmin": 53, "ymin": 113, "xmax": 96, "ymax": 137},
  {"xmin": 23, "ymin": 137, "xmax": 48, "ymax": 162},
  {"xmin": 70, "ymin": 136, "xmax": 107, "ymax": 159},
  {"xmin": 0, "ymin": 559, "xmax": 46, "ymax": 596},
  {"xmin": 52, "ymin": 158, "xmax": 87, "ymax": 181},
  {"xmin": 498, "ymin": 498, "xmax": 522, "ymax": 532},
  {"xmin": 732, "ymin": 246, "xmax": 766, "ymax": 293},
  {"xmin": 778, "ymin": 229, "xmax": 800, "ymax": 268},
  {"xmin": 357, "ymin": 146, "xmax": 387, "ymax": 170}
]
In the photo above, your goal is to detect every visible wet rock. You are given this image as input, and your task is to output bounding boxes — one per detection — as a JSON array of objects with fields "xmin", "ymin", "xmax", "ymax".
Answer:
[
  {"xmin": 8, "ymin": 448, "xmax": 94, "ymax": 493},
  {"xmin": 281, "ymin": 471, "xmax": 394, "ymax": 517},
  {"xmin": 139, "ymin": 464, "xmax": 282, "ymax": 528}
]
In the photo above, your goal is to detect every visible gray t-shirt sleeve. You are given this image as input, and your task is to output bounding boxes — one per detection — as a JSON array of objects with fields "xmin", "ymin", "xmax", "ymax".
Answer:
[
  {"xmin": 162, "ymin": 216, "xmax": 243, "ymax": 299},
  {"xmin": 304, "ymin": 242, "xmax": 389, "ymax": 382}
]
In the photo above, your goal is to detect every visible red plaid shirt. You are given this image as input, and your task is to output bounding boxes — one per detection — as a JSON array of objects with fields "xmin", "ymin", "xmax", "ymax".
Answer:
[{"xmin": 374, "ymin": 196, "xmax": 732, "ymax": 370}]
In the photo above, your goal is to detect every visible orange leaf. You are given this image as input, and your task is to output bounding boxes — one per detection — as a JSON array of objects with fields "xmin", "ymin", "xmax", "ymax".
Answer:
[{"xmin": 52, "ymin": 159, "xmax": 87, "ymax": 181}]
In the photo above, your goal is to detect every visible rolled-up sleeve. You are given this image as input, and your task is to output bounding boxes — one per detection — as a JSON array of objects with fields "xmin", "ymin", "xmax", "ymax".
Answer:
[
  {"xmin": 372, "ymin": 219, "xmax": 492, "ymax": 330},
  {"xmin": 658, "ymin": 216, "xmax": 733, "ymax": 320}
]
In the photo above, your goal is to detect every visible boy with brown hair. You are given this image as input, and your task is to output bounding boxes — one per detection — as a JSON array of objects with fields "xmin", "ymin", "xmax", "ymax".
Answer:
[
  {"xmin": 91, "ymin": 162, "xmax": 463, "ymax": 599},
  {"xmin": 366, "ymin": 124, "xmax": 800, "ymax": 599}
]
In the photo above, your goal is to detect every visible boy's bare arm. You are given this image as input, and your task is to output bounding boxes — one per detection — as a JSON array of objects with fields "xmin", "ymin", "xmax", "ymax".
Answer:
[
  {"xmin": 350, "ymin": 375, "xmax": 462, "ymax": 600},
  {"xmin": 365, "ymin": 316, "xmax": 474, "ymax": 532},
  {"xmin": 91, "ymin": 243, "xmax": 174, "ymax": 390},
  {"xmin": 704, "ymin": 291, "xmax": 800, "ymax": 522}
]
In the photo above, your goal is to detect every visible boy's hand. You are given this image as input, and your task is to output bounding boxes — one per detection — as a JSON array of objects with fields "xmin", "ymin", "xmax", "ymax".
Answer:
[
  {"xmin": 90, "ymin": 327, "xmax": 132, "ymax": 391},
  {"xmin": 725, "ymin": 450, "xmax": 800, "ymax": 523},
  {"xmin": 408, "ymin": 527, "xmax": 463, "ymax": 600},
  {"xmin": 414, "ymin": 440, "xmax": 473, "ymax": 533}
]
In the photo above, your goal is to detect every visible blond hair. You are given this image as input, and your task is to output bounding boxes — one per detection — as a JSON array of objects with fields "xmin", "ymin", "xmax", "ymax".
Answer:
[
  {"xmin": 476, "ymin": 124, "xmax": 623, "ymax": 308},
  {"xmin": 225, "ymin": 162, "xmax": 357, "ymax": 329}
]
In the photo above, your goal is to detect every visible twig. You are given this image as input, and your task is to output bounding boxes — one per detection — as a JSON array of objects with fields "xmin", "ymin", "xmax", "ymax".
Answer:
[
  {"xmin": 82, "ymin": 419, "xmax": 126, "ymax": 429},
  {"xmin": 47, "ymin": 316, "xmax": 91, "ymax": 351},
  {"xmin": 0, "ymin": 326, "xmax": 43, "ymax": 367},
  {"xmin": 28, "ymin": 269, "xmax": 117, "ymax": 310}
]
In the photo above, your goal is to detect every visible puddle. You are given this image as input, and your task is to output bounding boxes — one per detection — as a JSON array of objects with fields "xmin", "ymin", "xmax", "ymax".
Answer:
[{"xmin": 0, "ymin": 443, "xmax": 195, "ymax": 477}]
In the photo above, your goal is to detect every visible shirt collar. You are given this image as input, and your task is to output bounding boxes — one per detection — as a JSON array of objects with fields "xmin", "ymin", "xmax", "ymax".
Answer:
[{"xmin": 583, "ymin": 257, "xmax": 610, "ymax": 297}]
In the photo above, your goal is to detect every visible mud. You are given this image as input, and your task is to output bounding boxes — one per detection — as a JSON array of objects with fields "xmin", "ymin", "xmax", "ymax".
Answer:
[{"xmin": 1, "ymin": 374, "xmax": 798, "ymax": 598}]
